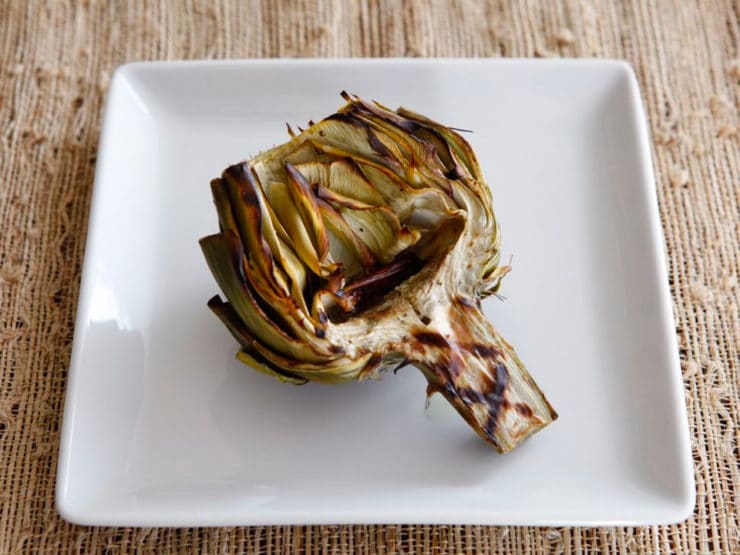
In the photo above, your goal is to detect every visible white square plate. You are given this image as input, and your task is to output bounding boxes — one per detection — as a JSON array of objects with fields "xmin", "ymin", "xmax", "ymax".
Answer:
[{"xmin": 57, "ymin": 59, "xmax": 694, "ymax": 526}]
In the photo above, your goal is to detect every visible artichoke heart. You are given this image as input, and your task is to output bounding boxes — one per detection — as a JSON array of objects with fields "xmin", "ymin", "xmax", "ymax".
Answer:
[{"xmin": 200, "ymin": 92, "xmax": 557, "ymax": 452}]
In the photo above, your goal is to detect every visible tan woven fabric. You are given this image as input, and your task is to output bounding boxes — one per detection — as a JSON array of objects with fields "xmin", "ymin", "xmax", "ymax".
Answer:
[{"xmin": 1, "ymin": 0, "xmax": 738, "ymax": 553}]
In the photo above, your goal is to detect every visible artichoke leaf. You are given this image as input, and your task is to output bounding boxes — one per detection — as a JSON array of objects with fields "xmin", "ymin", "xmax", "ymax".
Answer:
[
  {"xmin": 210, "ymin": 295, "xmax": 349, "ymax": 378},
  {"xmin": 397, "ymin": 107, "xmax": 483, "ymax": 180},
  {"xmin": 207, "ymin": 296, "xmax": 309, "ymax": 384},
  {"xmin": 200, "ymin": 232, "xmax": 332, "ymax": 363},
  {"xmin": 291, "ymin": 161, "xmax": 330, "ymax": 191},
  {"xmin": 255, "ymin": 185, "xmax": 311, "ymax": 316},
  {"xmin": 328, "ymin": 159, "xmax": 385, "ymax": 206},
  {"xmin": 340, "ymin": 96, "xmax": 454, "ymax": 192},
  {"xmin": 268, "ymin": 181, "xmax": 326, "ymax": 277},
  {"xmin": 219, "ymin": 164, "xmax": 299, "ymax": 300},
  {"xmin": 318, "ymin": 198, "xmax": 376, "ymax": 279},
  {"xmin": 303, "ymin": 118, "xmax": 391, "ymax": 168},
  {"xmin": 216, "ymin": 292, "xmax": 374, "ymax": 383},
  {"xmin": 210, "ymin": 178, "xmax": 238, "ymax": 236},
  {"xmin": 285, "ymin": 162, "xmax": 331, "ymax": 262},
  {"xmin": 236, "ymin": 350, "xmax": 309, "ymax": 385},
  {"xmin": 357, "ymin": 163, "xmax": 456, "ymax": 227},
  {"xmin": 338, "ymin": 206, "xmax": 420, "ymax": 264}
]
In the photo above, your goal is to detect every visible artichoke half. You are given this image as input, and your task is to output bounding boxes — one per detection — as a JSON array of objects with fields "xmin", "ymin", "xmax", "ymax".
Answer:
[{"xmin": 200, "ymin": 92, "xmax": 557, "ymax": 452}]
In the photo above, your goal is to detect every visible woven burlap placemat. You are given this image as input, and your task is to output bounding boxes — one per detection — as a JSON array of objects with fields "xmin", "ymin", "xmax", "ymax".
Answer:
[{"xmin": 1, "ymin": 1, "xmax": 738, "ymax": 553}]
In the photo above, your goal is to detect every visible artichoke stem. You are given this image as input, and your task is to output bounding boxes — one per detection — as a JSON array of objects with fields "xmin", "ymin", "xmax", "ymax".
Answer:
[{"xmin": 404, "ymin": 300, "xmax": 557, "ymax": 453}]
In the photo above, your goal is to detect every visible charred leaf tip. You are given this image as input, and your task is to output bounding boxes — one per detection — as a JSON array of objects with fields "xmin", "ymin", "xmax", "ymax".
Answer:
[
  {"xmin": 198, "ymin": 233, "xmax": 222, "ymax": 248},
  {"xmin": 223, "ymin": 162, "xmax": 250, "ymax": 181}
]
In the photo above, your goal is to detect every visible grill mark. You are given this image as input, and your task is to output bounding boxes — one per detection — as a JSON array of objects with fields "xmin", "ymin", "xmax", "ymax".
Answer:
[
  {"xmin": 486, "ymin": 364, "xmax": 509, "ymax": 439},
  {"xmin": 469, "ymin": 343, "xmax": 500, "ymax": 358},
  {"xmin": 411, "ymin": 319, "xmax": 510, "ymax": 445},
  {"xmin": 483, "ymin": 364, "xmax": 509, "ymax": 440},
  {"xmin": 413, "ymin": 331, "xmax": 449, "ymax": 348}
]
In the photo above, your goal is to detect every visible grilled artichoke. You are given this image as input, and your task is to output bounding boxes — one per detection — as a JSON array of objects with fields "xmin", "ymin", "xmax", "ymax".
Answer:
[{"xmin": 200, "ymin": 92, "xmax": 557, "ymax": 452}]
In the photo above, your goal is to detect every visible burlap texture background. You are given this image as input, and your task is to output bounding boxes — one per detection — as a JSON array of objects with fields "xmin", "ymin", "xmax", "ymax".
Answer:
[{"xmin": 1, "ymin": 1, "xmax": 738, "ymax": 553}]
